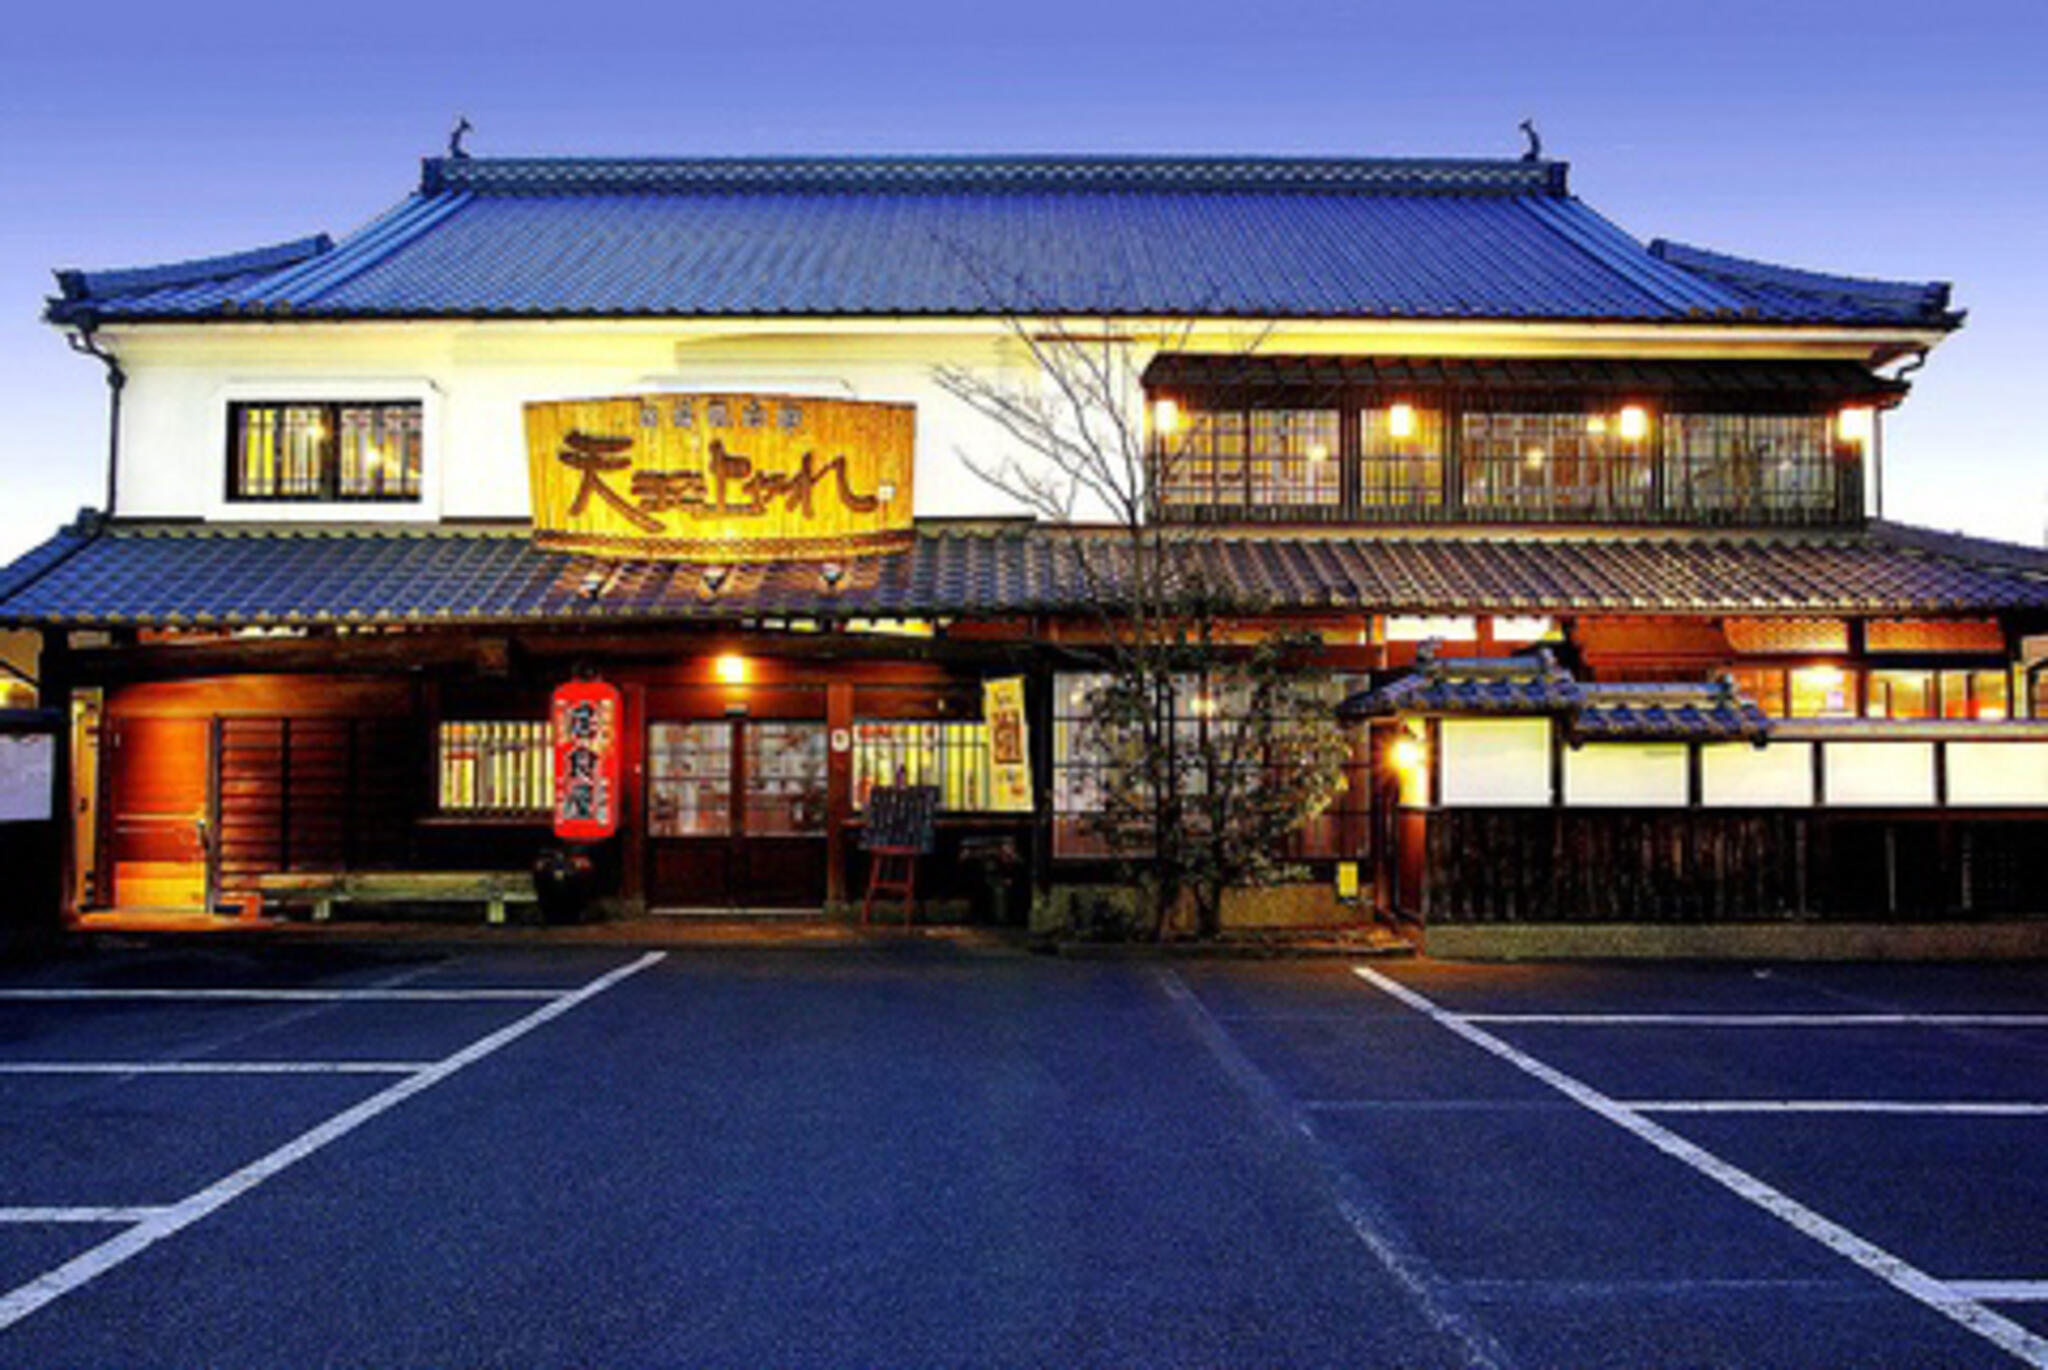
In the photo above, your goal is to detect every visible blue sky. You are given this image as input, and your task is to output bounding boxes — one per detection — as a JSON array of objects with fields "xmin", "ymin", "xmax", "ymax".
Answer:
[{"xmin": 2, "ymin": 0, "xmax": 2042, "ymax": 560}]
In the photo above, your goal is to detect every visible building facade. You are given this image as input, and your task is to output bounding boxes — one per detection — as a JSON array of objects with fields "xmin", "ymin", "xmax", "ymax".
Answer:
[{"xmin": 5, "ymin": 153, "xmax": 2046, "ymax": 941}]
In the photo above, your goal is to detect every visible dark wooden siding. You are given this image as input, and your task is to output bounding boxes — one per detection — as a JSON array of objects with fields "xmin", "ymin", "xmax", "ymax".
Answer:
[
  {"xmin": 216, "ymin": 717, "xmax": 420, "ymax": 897},
  {"xmin": 1421, "ymin": 810, "xmax": 2047, "ymax": 924}
]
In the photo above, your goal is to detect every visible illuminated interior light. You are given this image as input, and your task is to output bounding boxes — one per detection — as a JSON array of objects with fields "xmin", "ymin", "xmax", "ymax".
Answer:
[
  {"xmin": 1388, "ymin": 403, "xmax": 1415, "ymax": 439},
  {"xmin": 1618, "ymin": 405, "xmax": 1648, "ymax": 441},
  {"xmin": 1308, "ymin": 444, "xmax": 1329, "ymax": 463},
  {"xmin": 1585, "ymin": 415, "xmax": 1608, "ymax": 436},
  {"xmin": 1837, "ymin": 406, "xmax": 1875, "ymax": 448},
  {"xmin": 714, "ymin": 653, "xmax": 748, "ymax": 685},
  {"xmin": 1391, "ymin": 737, "xmax": 1425, "ymax": 772},
  {"xmin": 1151, "ymin": 398, "xmax": 1181, "ymax": 437},
  {"xmin": 1525, "ymin": 446, "xmax": 1546, "ymax": 469}
]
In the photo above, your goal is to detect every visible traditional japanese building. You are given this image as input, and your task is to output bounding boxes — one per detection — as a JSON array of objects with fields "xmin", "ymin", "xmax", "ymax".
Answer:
[{"xmin": 6, "ymin": 151, "xmax": 2046, "ymax": 947}]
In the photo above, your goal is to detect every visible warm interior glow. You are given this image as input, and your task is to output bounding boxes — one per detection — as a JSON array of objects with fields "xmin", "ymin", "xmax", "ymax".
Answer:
[
  {"xmin": 1388, "ymin": 403, "xmax": 1415, "ymax": 439},
  {"xmin": 1837, "ymin": 406, "xmax": 1875, "ymax": 448},
  {"xmin": 713, "ymin": 653, "xmax": 748, "ymax": 685},
  {"xmin": 1584, "ymin": 415, "xmax": 1608, "ymax": 436},
  {"xmin": 1525, "ymin": 446, "xmax": 1546, "ymax": 468},
  {"xmin": 1806, "ymin": 665, "xmax": 1846, "ymax": 689},
  {"xmin": 1152, "ymin": 398, "xmax": 1181, "ymax": 437},
  {"xmin": 1617, "ymin": 405, "xmax": 1648, "ymax": 441},
  {"xmin": 1308, "ymin": 443, "xmax": 1329, "ymax": 462},
  {"xmin": 1391, "ymin": 737, "xmax": 1425, "ymax": 772}
]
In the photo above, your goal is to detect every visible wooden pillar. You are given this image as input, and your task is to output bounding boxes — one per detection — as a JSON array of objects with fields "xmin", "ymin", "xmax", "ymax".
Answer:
[
  {"xmin": 42, "ymin": 630, "xmax": 75, "ymax": 935},
  {"xmin": 824, "ymin": 679, "xmax": 853, "ymax": 909},
  {"xmin": 619, "ymin": 679, "xmax": 647, "ymax": 911},
  {"xmin": 1027, "ymin": 651, "xmax": 1057, "ymax": 901}
]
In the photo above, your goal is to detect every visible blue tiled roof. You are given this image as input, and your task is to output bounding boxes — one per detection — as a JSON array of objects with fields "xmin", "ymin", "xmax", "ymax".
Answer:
[
  {"xmin": 4, "ymin": 520, "xmax": 2044, "ymax": 629},
  {"xmin": 45, "ymin": 155, "xmax": 1958, "ymax": 327},
  {"xmin": 1339, "ymin": 654, "xmax": 1773, "ymax": 742}
]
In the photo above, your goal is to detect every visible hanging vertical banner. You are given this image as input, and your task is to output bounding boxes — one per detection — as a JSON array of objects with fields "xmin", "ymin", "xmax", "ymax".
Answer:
[
  {"xmin": 552, "ymin": 680, "xmax": 623, "ymax": 841},
  {"xmin": 983, "ymin": 677, "xmax": 1033, "ymax": 813}
]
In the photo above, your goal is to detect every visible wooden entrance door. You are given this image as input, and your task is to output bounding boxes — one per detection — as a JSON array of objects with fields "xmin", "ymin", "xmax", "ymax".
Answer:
[
  {"xmin": 647, "ymin": 720, "xmax": 828, "ymax": 909},
  {"xmin": 104, "ymin": 716, "xmax": 213, "ymax": 910}
]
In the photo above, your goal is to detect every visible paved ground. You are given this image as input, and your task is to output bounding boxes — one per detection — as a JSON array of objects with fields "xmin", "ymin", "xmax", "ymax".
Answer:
[{"xmin": 0, "ymin": 942, "xmax": 2044, "ymax": 1367}]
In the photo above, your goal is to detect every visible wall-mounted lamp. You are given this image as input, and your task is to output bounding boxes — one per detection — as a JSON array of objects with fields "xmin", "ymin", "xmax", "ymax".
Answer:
[
  {"xmin": 1388, "ymin": 403, "xmax": 1415, "ymax": 439},
  {"xmin": 1391, "ymin": 735, "xmax": 1425, "ymax": 773},
  {"xmin": 1152, "ymin": 397, "xmax": 1181, "ymax": 437},
  {"xmin": 1837, "ymin": 406, "xmax": 1875, "ymax": 449},
  {"xmin": 714, "ymin": 652, "xmax": 748, "ymax": 685},
  {"xmin": 701, "ymin": 565, "xmax": 729, "ymax": 594},
  {"xmin": 1617, "ymin": 405, "xmax": 1648, "ymax": 442}
]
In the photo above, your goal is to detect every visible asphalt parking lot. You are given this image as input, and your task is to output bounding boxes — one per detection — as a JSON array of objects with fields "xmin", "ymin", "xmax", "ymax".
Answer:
[{"xmin": 0, "ymin": 942, "xmax": 2044, "ymax": 1368}]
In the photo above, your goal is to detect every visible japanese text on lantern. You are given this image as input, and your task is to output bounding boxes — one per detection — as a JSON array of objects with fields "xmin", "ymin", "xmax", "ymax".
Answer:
[
  {"xmin": 526, "ymin": 393, "xmax": 915, "ymax": 563},
  {"xmin": 552, "ymin": 681, "xmax": 622, "ymax": 841}
]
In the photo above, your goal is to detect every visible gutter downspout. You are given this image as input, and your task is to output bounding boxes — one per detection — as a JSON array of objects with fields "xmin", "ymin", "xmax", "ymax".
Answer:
[{"xmin": 66, "ymin": 324, "xmax": 124, "ymax": 518}]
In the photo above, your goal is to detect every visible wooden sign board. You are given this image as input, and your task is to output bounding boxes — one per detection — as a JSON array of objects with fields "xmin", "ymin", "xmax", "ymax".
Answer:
[
  {"xmin": 526, "ymin": 393, "xmax": 914, "ymax": 563},
  {"xmin": 862, "ymin": 785, "xmax": 939, "ymax": 854}
]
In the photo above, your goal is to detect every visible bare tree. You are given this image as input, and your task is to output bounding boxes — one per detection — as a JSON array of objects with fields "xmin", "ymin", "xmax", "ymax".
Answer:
[{"xmin": 934, "ymin": 316, "xmax": 1348, "ymax": 939}]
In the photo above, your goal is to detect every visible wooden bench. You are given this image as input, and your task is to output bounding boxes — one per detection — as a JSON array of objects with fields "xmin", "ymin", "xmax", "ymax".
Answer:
[{"xmin": 253, "ymin": 871, "xmax": 539, "ymax": 926}]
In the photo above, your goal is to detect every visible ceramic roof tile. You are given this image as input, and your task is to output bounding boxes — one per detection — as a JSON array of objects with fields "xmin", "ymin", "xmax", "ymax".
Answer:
[
  {"xmin": 4, "ymin": 520, "xmax": 2044, "ymax": 629},
  {"xmin": 47, "ymin": 156, "xmax": 1956, "ymax": 327}
]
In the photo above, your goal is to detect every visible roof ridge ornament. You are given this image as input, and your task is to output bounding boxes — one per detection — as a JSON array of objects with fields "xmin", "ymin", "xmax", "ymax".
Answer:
[
  {"xmin": 1519, "ymin": 118, "xmax": 1542, "ymax": 162},
  {"xmin": 448, "ymin": 116, "xmax": 473, "ymax": 161}
]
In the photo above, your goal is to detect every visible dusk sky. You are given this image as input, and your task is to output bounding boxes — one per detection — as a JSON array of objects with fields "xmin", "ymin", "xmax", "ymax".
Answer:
[{"xmin": 1, "ymin": 0, "xmax": 2042, "ymax": 562}]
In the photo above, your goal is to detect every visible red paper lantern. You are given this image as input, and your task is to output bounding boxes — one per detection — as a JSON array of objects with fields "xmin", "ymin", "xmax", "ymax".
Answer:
[{"xmin": 551, "ymin": 680, "xmax": 623, "ymax": 841}]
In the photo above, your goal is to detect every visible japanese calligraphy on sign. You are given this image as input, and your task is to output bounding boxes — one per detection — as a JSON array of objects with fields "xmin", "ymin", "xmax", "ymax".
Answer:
[
  {"xmin": 552, "ymin": 680, "xmax": 622, "ymax": 842},
  {"xmin": 526, "ymin": 393, "xmax": 915, "ymax": 562},
  {"xmin": 982, "ymin": 676, "xmax": 1033, "ymax": 813}
]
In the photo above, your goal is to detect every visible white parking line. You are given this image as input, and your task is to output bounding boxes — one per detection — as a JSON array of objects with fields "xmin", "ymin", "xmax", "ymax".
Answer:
[
  {"xmin": 1626, "ymin": 1101, "xmax": 2048, "ymax": 1117},
  {"xmin": 1462, "ymin": 1013, "xmax": 2048, "ymax": 1028},
  {"xmin": 0, "ymin": 988, "xmax": 560, "ymax": 1002},
  {"xmin": 0, "ymin": 1208, "xmax": 170, "ymax": 1225},
  {"xmin": 1952, "ymin": 1283, "xmax": 2048, "ymax": 1303},
  {"xmin": 0, "ymin": 951, "xmax": 666, "ymax": 1334},
  {"xmin": 1159, "ymin": 970, "xmax": 1515, "ymax": 1370},
  {"xmin": 0, "ymin": 1062, "xmax": 429, "ymax": 1075},
  {"xmin": 1355, "ymin": 966, "xmax": 2048, "ymax": 1369}
]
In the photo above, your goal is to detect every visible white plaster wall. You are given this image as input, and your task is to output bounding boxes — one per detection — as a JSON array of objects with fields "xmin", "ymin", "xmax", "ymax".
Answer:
[
  {"xmin": 1946, "ymin": 741, "xmax": 2048, "ymax": 806},
  {"xmin": 1440, "ymin": 718, "xmax": 1551, "ymax": 808},
  {"xmin": 101, "ymin": 322, "xmax": 1137, "ymax": 524},
  {"xmin": 97, "ymin": 317, "xmax": 1900, "ymax": 527},
  {"xmin": 1564, "ymin": 743, "xmax": 1688, "ymax": 807},
  {"xmin": 1701, "ymin": 742, "xmax": 1815, "ymax": 807},
  {"xmin": 1823, "ymin": 741, "xmax": 1936, "ymax": 807}
]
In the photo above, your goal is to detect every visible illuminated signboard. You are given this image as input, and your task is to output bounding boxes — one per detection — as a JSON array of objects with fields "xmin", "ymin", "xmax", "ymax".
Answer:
[
  {"xmin": 526, "ymin": 393, "xmax": 914, "ymax": 562},
  {"xmin": 551, "ymin": 680, "xmax": 622, "ymax": 841}
]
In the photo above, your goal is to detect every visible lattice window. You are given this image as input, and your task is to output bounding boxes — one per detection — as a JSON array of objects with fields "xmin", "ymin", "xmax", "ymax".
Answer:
[
  {"xmin": 851, "ymin": 721, "xmax": 992, "ymax": 812},
  {"xmin": 230, "ymin": 401, "xmax": 423, "ymax": 501},
  {"xmin": 1359, "ymin": 405, "xmax": 1444, "ymax": 508},
  {"xmin": 437, "ymin": 721, "xmax": 553, "ymax": 813},
  {"xmin": 1153, "ymin": 406, "xmax": 1336, "ymax": 508},
  {"xmin": 1459, "ymin": 411, "xmax": 1654, "ymax": 515},
  {"xmin": 1662, "ymin": 414, "xmax": 1839, "ymax": 518}
]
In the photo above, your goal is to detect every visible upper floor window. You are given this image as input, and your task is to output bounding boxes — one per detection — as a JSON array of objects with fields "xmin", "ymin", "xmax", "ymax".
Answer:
[
  {"xmin": 1661, "ymin": 414, "xmax": 1840, "ymax": 519},
  {"xmin": 1359, "ymin": 403, "xmax": 1444, "ymax": 508},
  {"xmin": 1155, "ymin": 405, "xmax": 1338, "ymax": 510},
  {"xmin": 229, "ymin": 401, "xmax": 422, "ymax": 502},
  {"xmin": 1460, "ymin": 409, "xmax": 1654, "ymax": 515}
]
